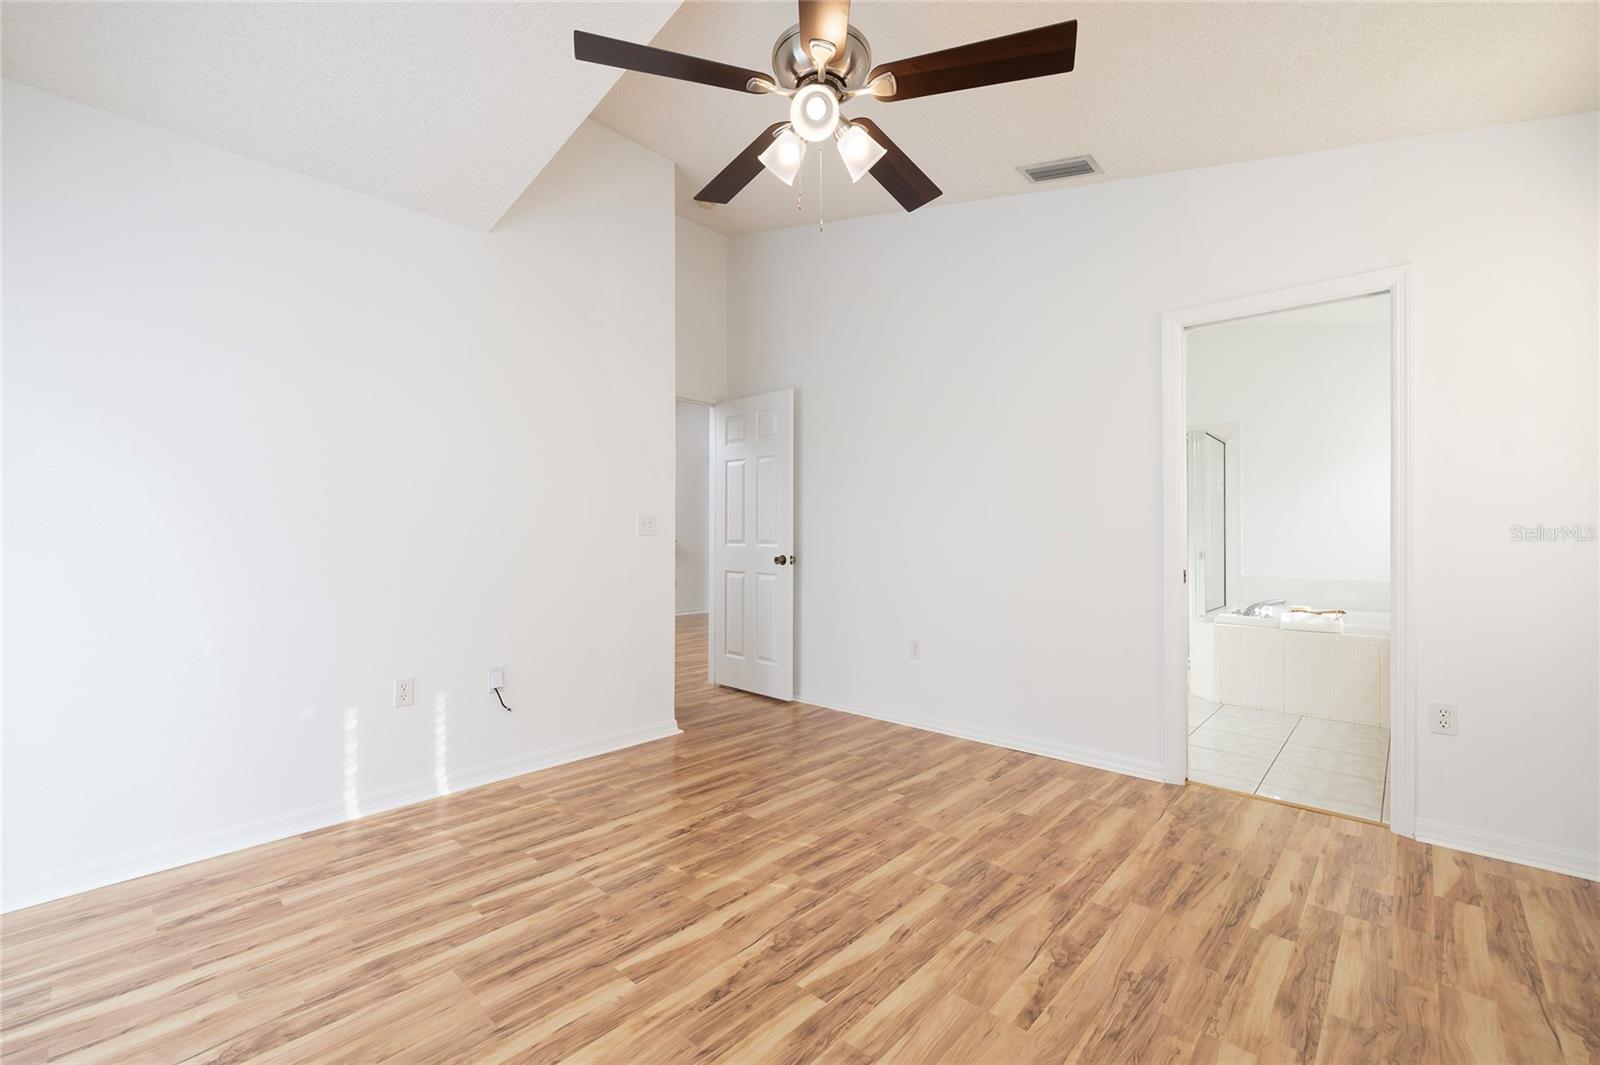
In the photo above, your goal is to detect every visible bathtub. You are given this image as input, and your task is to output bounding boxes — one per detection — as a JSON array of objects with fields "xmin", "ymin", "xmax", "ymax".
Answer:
[
  {"xmin": 1211, "ymin": 605, "xmax": 1390, "ymax": 636},
  {"xmin": 1341, "ymin": 611, "xmax": 1391, "ymax": 636},
  {"xmin": 1190, "ymin": 608, "xmax": 1390, "ymax": 726}
]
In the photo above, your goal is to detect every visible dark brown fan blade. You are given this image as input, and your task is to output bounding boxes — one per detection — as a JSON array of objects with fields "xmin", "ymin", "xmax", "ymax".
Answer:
[
  {"xmin": 798, "ymin": 0, "xmax": 851, "ymax": 69},
  {"xmin": 850, "ymin": 118, "xmax": 942, "ymax": 212},
  {"xmin": 868, "ymin": 20, "xmax": 1076, "ymax": 101},
  {"xmin": 695, "ymin": 123, "xmax": 789, "ymax": 204},
  {"xmin": 574, "ymin": 31, "xmax": 769, "ymax": 94}
]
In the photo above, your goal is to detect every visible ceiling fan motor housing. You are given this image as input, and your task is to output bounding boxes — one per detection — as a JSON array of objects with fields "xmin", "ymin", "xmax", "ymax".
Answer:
[{"xmin": 771, "ymin": 23, "xmax": 873, "ymax": 91}]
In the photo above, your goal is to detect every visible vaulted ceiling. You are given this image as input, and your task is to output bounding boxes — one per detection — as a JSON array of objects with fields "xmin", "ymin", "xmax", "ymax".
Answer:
[
  {"xmin": 5, "ymin": 2, "xmax": 1595, "ymax": 236},
  {"xmin": 591, "ymin": 1, "xmax": 1599, "ymax": 235},
  {"xmin": 0, "ymin": 1, "xmax": 679, "ymax": 231}
]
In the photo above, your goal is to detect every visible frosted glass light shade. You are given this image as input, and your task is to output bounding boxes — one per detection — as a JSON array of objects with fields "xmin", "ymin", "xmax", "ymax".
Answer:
[
  {"xmin": 789, "ymin": 83, "xmax": 840, "ymax": 143},
  {"xmin": 836, "ymin": 122, "xmax": 886, "ymax": 183},
  {"xmin": 759, "ymin": 128, "xmax": 807, "ymax": 185}
]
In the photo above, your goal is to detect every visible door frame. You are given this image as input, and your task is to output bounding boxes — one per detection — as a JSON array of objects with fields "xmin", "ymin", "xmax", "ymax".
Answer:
[{"xmin": 1160, "ymin": 266, "xmax": 1416, "ymax": 838}]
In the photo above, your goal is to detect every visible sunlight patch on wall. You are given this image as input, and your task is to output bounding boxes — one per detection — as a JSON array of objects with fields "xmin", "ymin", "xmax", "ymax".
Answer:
[
  {"xmin": 433, "ymin": 693, "xmax": 451, "ymax": 796},
  {"xmin": 342, "ymin": 705, "xmax": 361, "ymax": 819}
]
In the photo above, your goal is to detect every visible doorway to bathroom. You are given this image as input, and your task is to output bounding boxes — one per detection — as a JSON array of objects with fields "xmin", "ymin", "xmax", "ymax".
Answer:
[{"xmin": 1161, "ymin": 269, "xmax": 1414, "ymax": 830}]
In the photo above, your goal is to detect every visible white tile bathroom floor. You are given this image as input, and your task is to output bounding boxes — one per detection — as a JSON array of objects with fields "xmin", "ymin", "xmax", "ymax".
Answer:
[{"xmin": 1187, "ymin": 695, "xmax": 1389, "ymax": 822}]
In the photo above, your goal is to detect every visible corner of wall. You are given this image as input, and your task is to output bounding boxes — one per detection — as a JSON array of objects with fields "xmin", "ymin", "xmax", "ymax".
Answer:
[{"xmin": 675, "ymin": 214, "xmax": 729, "ymax": 403}]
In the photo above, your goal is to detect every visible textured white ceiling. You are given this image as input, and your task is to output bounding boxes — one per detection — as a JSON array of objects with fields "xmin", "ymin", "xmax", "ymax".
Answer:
[
  {"xmin": 590, "ymin": 1, "xmax": 1599, "ymax": 235},
  {"xmin": 1, "ymin": 1, "xmax": 681, "ymax": 231}
]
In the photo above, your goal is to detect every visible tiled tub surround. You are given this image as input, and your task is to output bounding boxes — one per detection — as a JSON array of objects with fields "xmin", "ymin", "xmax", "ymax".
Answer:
[
  {"xmin": 1188, "ymin": 616, "xmax": 1390, "ymax": 727},
  {"xmin": 1188, "ymin": 696, "xmax": 1390, "ymax": 821}
]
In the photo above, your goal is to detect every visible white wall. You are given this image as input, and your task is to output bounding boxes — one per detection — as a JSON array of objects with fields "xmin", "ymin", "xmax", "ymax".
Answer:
[
  {"xmin": 1188, "ymin": 295, "xmax": 1391, "ymax": 613},
  {"xmin": 2, "ymin": 84, "xmax": 679, "ymax": 909},
  {"xmin": 728, "ymin": 113, "xmax": 1599, "ymax": 876},
  {"xmin": 675, "ymin": 216, "xmax": 727, "ymax": 403},
  {"xmin": 675, "ymin": 400, "xmax": 710, "ymax": 614}
]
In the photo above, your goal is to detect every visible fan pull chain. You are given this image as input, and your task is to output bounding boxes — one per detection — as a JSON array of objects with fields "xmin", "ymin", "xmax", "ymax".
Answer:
[
  {"xmin": 795, "ymin": 155, "xmax": 804, "ymax": 213},
  {"xmin": 817, "ymin": 148, "xmax": 825, "ymax": 231}
]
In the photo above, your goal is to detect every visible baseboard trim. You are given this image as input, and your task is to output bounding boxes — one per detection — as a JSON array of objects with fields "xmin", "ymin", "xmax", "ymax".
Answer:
[
  {"xmin": 1414, "ymin": 817, "xmax": 1600, "ymax": 882},
  {"xmin": 2, "ymin": 720, "xmax": 682, "ymax": 913},
  {"xmin": 674, "ymin": 610, "xmax": 708, "ymax": 617},
  {"xmin": 800, "ymin": 690, "xmax": 1166, "ymax": 784}
]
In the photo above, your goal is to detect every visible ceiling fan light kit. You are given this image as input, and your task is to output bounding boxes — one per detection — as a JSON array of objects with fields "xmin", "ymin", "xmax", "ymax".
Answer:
[
  {"xmin": 574, "ymin": 2, "xmax": 1078, "ymax": 214},
  {"xmin": 758, "ymin": 128, "xmax": 807, "ymax": 186},
  {"xmin": 789, "ymin": 83, "xmax": 841, "ymax": 142},
  {"xmin": 836, "ymin": 122, "xmax": 886, "ymax": 183}
]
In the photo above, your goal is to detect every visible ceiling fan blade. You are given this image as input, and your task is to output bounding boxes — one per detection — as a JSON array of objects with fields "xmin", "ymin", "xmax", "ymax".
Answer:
[
  {"xmin": 695, "ymin": 123, "xmax": 790, "ymax": 204},
  {"xmin": 867, "ymin": 20, "xmax": 1077, "ymax": 101},
  {"xmin": 850, "ymin": 118, "xmax": 941, "ymax": 212},
  {"xmin": 574, "ymin": 30, "xmax": 770, "ymax": 94},
  {"xmin": 798, "ymin": 0, "xmax": 851, "ymax": 70}
]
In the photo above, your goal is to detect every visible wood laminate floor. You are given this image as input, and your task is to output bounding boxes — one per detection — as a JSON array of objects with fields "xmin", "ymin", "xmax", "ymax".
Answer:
[{"xmin": 3, "ymin": 614, "xmax": 1597, "ymax": 1063}]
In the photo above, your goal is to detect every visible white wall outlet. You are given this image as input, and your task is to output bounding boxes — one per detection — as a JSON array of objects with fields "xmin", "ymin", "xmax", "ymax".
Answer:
[
  {"xmin": 1429, "ymin": 701, "xmax": 1457, "ymax": 736},
  {"xmin": 486, "ymin": 667, "xmax": 505, "ymax": 692},
  {"xmin": 908, "ymin": 639, "xmax": 922, "ymax": 660},
  {"xmin": 636, "ymin": 513, "xmax": 658, "ymax": 536},
  {"xmin": 394, "ymin": 677, "xmax": 415, "ymax": 709}
]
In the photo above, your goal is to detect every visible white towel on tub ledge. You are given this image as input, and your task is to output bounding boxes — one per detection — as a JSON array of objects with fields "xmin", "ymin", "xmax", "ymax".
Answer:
[{"xmin": 1279, "ymin": 610, "xmax": 1344, "ymax": 634}]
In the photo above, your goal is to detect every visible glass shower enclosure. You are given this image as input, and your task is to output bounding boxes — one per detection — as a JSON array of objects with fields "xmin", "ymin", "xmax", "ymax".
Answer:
[{"xmin": 1186, "ymin": 431, "xmax": 1227, "ymax": 616}]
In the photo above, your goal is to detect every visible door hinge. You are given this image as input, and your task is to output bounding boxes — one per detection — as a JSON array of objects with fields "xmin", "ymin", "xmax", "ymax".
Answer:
[{"xmin": 1183, "ymin": 569, "xmax": 1188, "ymax": 584}]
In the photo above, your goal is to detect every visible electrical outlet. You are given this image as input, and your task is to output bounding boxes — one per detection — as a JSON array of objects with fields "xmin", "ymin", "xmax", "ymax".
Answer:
[
  {"xmin": 908, "ymin": 639, "xmax": 922, "ymax": 660},
  {"xmin": 1429, "ymin": 701, "xmax": 1457, "ymax": 736},
  {"xmin": 486, "ymin": 667, "xmax": 505, "ymax": 693},
  {"xmin": 636, "ymin": 513, "xmax": 657, "ymax": 536},
  {"xmin": 394, "ymin": 677, "xmax": 415, "ymax": 709}
]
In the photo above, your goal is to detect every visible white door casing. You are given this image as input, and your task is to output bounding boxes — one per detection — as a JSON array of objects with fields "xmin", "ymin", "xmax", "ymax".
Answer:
[
  {"xmin": 711, "ymin": 390, "xmax": 794, "ymax": 700},
  {"xmin": 1161, "ymin": 266, "xmax": 1413, "ymax": 838}
]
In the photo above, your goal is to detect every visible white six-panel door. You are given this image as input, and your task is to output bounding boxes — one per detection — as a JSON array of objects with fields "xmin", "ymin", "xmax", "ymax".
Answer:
[{"xmin": 710, "ymin": 390, "xmax": 794, "ymax": 700}]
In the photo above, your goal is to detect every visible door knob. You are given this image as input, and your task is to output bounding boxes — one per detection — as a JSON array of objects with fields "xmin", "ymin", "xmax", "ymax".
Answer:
[{"xmin": 774, "ymin": 555, "xmax": 787, "ymax": 565}]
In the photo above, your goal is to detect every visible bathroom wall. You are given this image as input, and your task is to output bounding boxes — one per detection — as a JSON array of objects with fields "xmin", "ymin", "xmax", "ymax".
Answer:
[{"xmin": 1187, "ymin": 294, "xmax": 1391, "ymax": 612}]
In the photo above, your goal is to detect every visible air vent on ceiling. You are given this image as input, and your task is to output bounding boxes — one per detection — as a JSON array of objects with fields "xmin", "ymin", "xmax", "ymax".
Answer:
[{"xmin": 1018, "ymin": 155, "xmax": 1101, "ymax": 183}]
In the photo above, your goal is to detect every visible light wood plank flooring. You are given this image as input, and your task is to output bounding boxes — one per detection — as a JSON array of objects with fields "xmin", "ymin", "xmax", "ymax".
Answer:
[{"xmin": 3, "ymin": 614, "xmax": 1597, "ymax": 1063}]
